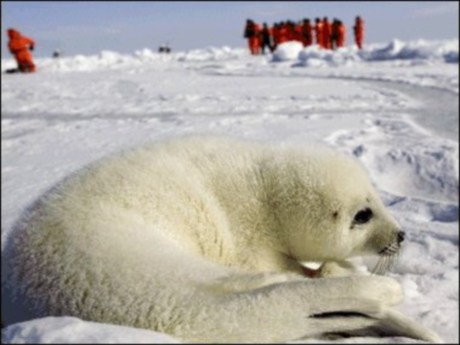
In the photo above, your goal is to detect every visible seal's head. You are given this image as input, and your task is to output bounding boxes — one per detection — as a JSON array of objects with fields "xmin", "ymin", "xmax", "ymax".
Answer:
[{"xmin": 272, "ymin": 147, "xmax": 403, "ymax": 273}]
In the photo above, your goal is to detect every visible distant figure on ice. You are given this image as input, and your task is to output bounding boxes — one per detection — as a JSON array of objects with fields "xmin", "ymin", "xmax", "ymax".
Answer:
[
  {"xmin": 158, "ymin": 43, "xmax": 171, "ymax": 53},
  {"xmin": 353, "ymin": 16, "xmax": 364, "ymax": 49},
  {"xmin": 52, "ymin": 49, "xmax": 61, "ymax": 58},
  {"xmin": 243, "ymin": 19, "xmax": 261, "ymax": 55},
  {"xmin": 6, "ymin": 28, "xmax": 36, "ymax": 73},
  {"xmin": 260, "ymin": 22, "xmax": 273, "ymax": 54}
]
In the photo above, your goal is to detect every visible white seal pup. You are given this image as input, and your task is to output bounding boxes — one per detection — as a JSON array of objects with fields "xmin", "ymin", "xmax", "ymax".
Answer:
[{"xmin": 2, "ymin": 136, "xmax": 441, "ymax": 342}]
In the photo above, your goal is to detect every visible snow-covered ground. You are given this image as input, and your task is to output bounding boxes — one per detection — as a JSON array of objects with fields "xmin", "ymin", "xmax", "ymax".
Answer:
[{"xmin": 2, "ymin": 40, "xmax": 458, "ymax": 343}]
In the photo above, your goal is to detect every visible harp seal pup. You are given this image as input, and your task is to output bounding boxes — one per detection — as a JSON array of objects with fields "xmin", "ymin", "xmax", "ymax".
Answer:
[{"xmin": 2, "ymin": 136, "xmax": 441, "ymax": 342}]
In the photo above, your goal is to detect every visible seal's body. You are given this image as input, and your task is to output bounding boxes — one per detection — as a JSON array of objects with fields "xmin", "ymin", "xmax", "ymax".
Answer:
[{"xmin": 2, "ymin": 136, "xmax": 441, "ymax": 342}]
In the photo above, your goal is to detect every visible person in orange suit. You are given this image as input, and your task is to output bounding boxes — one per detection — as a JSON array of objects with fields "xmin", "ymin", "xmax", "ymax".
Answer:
[
  {"xmin": 272, "ymin": 23, "xmax": 280, "ymax": 50},
  {"xmin": 277, "ymin": 21, "xmax": 289, "ymax": 45},
  {"xmin": 314, "ymin": 18, "xmax": 324, "ymax": 48},
  {"xmin": 301, "ymin": 18, "xmax": 313, "ymax": 47},
  {"xmin": 337, "ymin": 20, "xmax": 346, "ymax": 48},
  {"xmin": 286, "ymin": 21, "xmax": 295, "ymax": 42},
  {"xmin": 294, "ymin": 21, "xmax": 303, "ymax": 43},
  {"xmin": 322, "ymin": 17, "xmax": 332, "ymax": 49},
  {"xmin": 353, "ymin": 16, "xmax": 364, "ymax": 49},
  {"xmin": 7, "ymin": 28, "xmax": 36, "ymax": 73},
  {"xmin": 243, "ymin": 19, "xmax": 261, "ymax": 55}
]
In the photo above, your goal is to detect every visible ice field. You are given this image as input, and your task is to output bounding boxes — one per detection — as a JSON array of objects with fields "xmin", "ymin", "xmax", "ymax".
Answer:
[{"xmin": 1, "ymin": 39, "xmax": 458, "ymax": 343}]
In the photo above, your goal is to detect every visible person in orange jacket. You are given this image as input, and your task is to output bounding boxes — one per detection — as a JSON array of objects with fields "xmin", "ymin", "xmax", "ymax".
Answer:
[
  {"xmin": 322, "ymin": 17, "xmax": 332, "ymax": 49},
  {"xmin": 272, "ymin": 23, "xmax": 279, "ymax": 50},
  {"xmin": 337, "ymin": 20, "xmax": 346, "ymax": 48},
  {"xmin": 286, "ymin": 21, "xmax": 295, "ymax": 42},
  {"xmin": 276, "ymin": 21, "xmax": 289, "ymax": 45},
  {"xmin": 314, "ymin": 18, "xmax": 324, "ymax": 48},
  {"xmin": 243, "ymin": 19, "xmax": 261, "ymax": 55},
  {"xmin": 7, "ymin": 28, "xmax": 36, "ymax": 73},
  {"xmin": 294, "ymin": 21, "xmax": 303, "ymax": 43},
  {"xmin": 353, "ymin": 16, "xmax": 364, "ymax": 49}
]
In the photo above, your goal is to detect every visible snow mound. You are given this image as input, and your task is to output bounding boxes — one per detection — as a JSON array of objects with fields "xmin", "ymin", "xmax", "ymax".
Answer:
[
  {"xmin": 25, "ymin": 50, "xmax": 142, "ymax": 73},
  {"xmin": 272, "ymin": 41, "xmax": 304, "ymax": 62},
  {"xmin": 176, "ymin": 46, "xmax": 246, "ymax": 61},
  {"xmin": 274, "ymin": 39, "xmax": 459, "ymax": 67},
  {"xmin": 298, "ymin": 46, "xmax": 361, "ymax": 67},
  {"xmin": 294, "ymin": 39, "xmax": 459, "ymax": 67},
  {"xmin": 361, "ymin": 145, "xmax": 459, "ymax": 205},
  {"xmin": 360, "ymin": 39, "xmax": 459, "ymax": 62},
  {"xmin": 1, "ymin": 39, "xmax": 457, "ymax": 73}
]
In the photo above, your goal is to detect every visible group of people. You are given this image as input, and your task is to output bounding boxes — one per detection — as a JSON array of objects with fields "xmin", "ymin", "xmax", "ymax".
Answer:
[
  {"xmin": 244, "ymin": 16, "xmax": 364, "ymax": 55},
  {"xmin": 6, "ymin": 17, "xmax": 365, "ymax": 74}
]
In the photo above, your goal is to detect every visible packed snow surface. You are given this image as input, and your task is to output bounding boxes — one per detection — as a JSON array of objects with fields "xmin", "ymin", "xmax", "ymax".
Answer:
[{"xmin": 2, "ymin": 39, "xmax": 458, "ymax": 343}]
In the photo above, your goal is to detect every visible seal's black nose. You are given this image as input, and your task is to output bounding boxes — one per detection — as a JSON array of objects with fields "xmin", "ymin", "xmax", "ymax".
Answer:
[{"xmin": 397, "ymin": 231, "xmax": 405, "ymax": 243}]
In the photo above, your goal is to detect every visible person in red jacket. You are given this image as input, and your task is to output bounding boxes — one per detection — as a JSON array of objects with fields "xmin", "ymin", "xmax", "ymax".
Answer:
[
  {"xmin": 277, "ymin": 21, "xmax": 289, "ymax": 44},
  {"xmin": 353, "ymin": 16, "xmax": 364, "ymax": 49},
  {"xmin": 314, "ymin": 18, "xmax": 324, "ymax": 48},
  {"xmin": 7, "ymin": 28, "xmax": 36, "ymax": 73},
  {"xmin": 272, "ymin": 23, "xmax": 279, "ymax": 50},
  {"xmin": 294, "ymin": 21, "xmax": 303, "ymax": 43},
  {"xmin": 337, "ymin": 20, "xmax": 346, "ymax": 48},
  {"xmin": 286, "ymin": 21, "xmax": 295, "ymax": 42},
  {"xmin": 322, "ymin": 17, "xmax": 332, "ymax": 49}
]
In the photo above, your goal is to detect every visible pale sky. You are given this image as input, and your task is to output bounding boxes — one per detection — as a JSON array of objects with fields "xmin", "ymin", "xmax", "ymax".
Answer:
[{"xmin": 2, "ymin": 1, "xmax": 459, "ymax": 58}]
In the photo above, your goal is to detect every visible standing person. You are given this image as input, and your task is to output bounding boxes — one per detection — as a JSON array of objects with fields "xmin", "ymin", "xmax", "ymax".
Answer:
[
  {"xmin": 322, "ymin": 17, "xmax": 332, "ymax": 49},
  {"xmin": 330, "ymin": 19, "xmax": 340, "ymax": 50},
  {"xmin": 294, "ymin": 21, "xmax": 303, "ymax": 43},
  {"xmin": 314, "ymin": 18, "xmax": 324, "ymax": 48},
  {"xmin": 7, "ymin": 28, "xmax": 36, "ymax": 73},
  {"xmin": 337, "ymin": 20, "xmax": 346, "ymax": 48},
  {"xmin": 272, "ymin": 23, "xmax": 280, "ymax": 50},
  {"xmin": 277, "ymin": 21, "xmax": 289, "ymax": 44},
  {"xmin": 353, "ymin": 16, "xmax": 364, "ymax": 49},
  {"xmin": 286, "ymin": 21, "xmax": 295, "ymax": 42},
  {"xmin": 243, "ymin": 19, "xmax": 262, "ymax": 55},
  {"xmin": 260, "ymin": 22, "xmax": 273, "ymax": 54},
  {"xmin": 301, "ymin": 18, "xmax": 313, "ymax": 47}
]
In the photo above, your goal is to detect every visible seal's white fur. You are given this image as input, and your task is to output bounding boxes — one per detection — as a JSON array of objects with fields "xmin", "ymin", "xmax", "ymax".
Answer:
[{"xmin": 2, "ymin": 136, "xmax": 441, "ymax": 342}]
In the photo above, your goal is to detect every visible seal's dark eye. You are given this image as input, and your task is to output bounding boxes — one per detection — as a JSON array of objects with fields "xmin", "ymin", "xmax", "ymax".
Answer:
[{"xmin": 354, "ymin": 208, "xmax": 373, "ymax": 224}]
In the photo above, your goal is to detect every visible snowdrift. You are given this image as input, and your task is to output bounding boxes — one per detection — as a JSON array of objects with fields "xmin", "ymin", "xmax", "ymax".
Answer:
[{"xmin": 1, "ymin": 39, "xmax": 458, "ymax": 73}]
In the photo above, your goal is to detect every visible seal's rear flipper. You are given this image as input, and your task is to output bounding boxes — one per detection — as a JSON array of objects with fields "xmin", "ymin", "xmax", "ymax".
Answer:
[
  {"xmin": 305, "ymin": 308, "xmax": 442, "ymax": 343},
  {"xmin": 371, "ymin": 307, "xmax": 443, "ymax": 343},
  {"xmin": 5, "ymin": 68, "xmax": 20, "ymax": 74}
]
